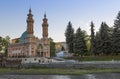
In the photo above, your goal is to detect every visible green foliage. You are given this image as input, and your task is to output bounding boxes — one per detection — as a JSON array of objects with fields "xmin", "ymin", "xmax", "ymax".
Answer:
[
  {"xmin": 112, "ymin": 11, "xmax": 120, "ymax": 55},
  {"xmin": 90, "ymin": 22, "xmax": 96, "ymax": 55},
  {"xmin": 5, "ymin": 36, "xmax": 10, "ymax": 43},
  {"xmin": 74, "ymin": 27, "xmax": 88, "ymax": 56},
  {"xmin": 64, "ymin": 11, "xmax": 120, "ymax": 56},
  {"xmin": 0, "ymin": 68, "xmax": 120, "ymax": 75},
  {"xmin": 95, "ymin": 22, "xmax": 111, "ymax": 55},
  {"xmin": 0, "ymin": 36, "xmax": 10, "ymax": 55},
  {"xmin": 85, "ymin": 41, "xmax": 91, "ymax": 55},
  {"xmin": 5, "ymin": 48, "xmax": 8, "ymax": 56},
  {"xmin": 100, "ymin": 22, "xmax": 111, "ymax": 55},
  {"xmin": 82, "ymin": 30, "xmax": 90, "ymax": 52},
  {"xmin": 95, "ymin": 32, "xmax": 101, "ymax": 55},
  {"xmin": 0, "ymin": 47, "xmax": 2, "ymax": 51},
  {"xmin": 50, "ymin": 41, "xmax": 56, "ymax": 57},
  {"xmin": 65, "ymin": 21, "xmax": 74, "ymax": 53},
  {"xmin": 65, "ymin": 56, "xmax": 120, "ymax": 61}
]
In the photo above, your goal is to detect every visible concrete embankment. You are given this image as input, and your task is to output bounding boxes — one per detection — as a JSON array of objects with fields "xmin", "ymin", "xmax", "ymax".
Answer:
[{"xmin": 21, "ymin": 61, "xmax": 120, "ymax": 69}]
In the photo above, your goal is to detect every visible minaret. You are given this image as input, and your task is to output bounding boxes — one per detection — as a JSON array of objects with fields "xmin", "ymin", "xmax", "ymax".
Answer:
[
  {"xmin": 26, "ymin": 8, "xmax": 34, "ymax": 35},
  {"xmin": 42, "ymin": 13, "xmax": 48, "ymax": 38},
  {"xmin": 25, "ymin": 9, "xmax": 36, "ymax": 57}
]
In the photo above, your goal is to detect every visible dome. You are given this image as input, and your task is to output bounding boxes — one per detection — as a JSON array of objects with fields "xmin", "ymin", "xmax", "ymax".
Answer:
[{"xmin": 20, "ymin": 31, "xmax": 27, "ymax": 43}]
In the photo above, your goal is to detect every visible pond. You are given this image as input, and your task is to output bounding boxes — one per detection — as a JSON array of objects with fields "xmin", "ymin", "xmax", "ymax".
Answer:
[{"xmin": 0, "ymin": 73, "xmax": 120, "ymax": 79}]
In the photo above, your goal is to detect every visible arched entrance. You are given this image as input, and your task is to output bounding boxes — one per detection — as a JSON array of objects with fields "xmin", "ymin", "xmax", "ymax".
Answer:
[{"xmin": 37, "ymin": 44, "xmax": 43, "ymax": 57}]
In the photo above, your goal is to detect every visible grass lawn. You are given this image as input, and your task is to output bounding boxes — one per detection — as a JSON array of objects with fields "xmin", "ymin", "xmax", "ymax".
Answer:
[
  {"xmin": 65, "ymin": 56, "xmax": 120, "ymax": 61},
  {"xmin": 0, "ymin": 68, "xmax": 120, "ymax": 75}
]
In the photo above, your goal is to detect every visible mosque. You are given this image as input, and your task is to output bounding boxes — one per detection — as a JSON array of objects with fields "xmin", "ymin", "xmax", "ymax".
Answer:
[{"xmin": 8, "ymin": 9, "xmax": 50, "ymax": 58}]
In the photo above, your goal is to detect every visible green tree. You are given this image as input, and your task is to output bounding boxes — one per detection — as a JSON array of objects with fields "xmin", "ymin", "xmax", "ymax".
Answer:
[
  {"xmin": 95, "ymin": 32, "xmax": 102, "ymax": 55},
  {"xmin": 65, "ymin": 21, "xmax": 74, "ymax": 53},
  {"xmin": 90, "ymin": 22, "xmax": 96, "ymax": 55},
  {"xmin": 74, "ymin": 27, "xmax": 87, "ymax": 57},
  {"xmin": 112, "ymin": 11, "xmax": 120, "ymax": 55},
  {"xmin": 0, "ymin": 36, "xmax": 2, "ymax": 51},
  {"xmin": 50, "ymin": 40, "xmax": 56, "ymax": 57},
  {"xmin": 97, "ymin": 22, "xmax": 111, "ymax": 55},
  {"xmin": 81, "ymin": 30, "xmax": 90, "ymax": 55},
  {"xmin": 5, "ymin": 35, "xmax": 10, "ymax": 43},
  {"xmin": 0, "ymin": 36, "xmax": 10, "ymax": 55},
  {"xmin": 4, "ymin": 36, "xmax": 10, "ymax": 55}
]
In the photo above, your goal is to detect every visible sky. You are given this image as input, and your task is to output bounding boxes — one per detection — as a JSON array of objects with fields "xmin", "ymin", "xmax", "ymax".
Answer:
[{"xmin": 0, "ymin": 0, "xmax": 120, "ymax": 42}]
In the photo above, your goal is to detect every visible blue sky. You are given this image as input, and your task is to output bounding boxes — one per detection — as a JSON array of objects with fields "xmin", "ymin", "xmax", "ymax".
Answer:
[{"xmin": 0, "ymin": 0, "xmax": 120, "ymax": 42}]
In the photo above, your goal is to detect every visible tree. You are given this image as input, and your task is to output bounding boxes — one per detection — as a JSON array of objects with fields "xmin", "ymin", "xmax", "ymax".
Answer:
[
  {"xmin": 95, "ymin": 32, "xmax": 102, "ymax": 55},
  {"xmin": 4, "ymin": 36, "xmax": 10, "ymax": 55},
  {"xmin": 81, "ymin": 30, "xmax": 90, "ymax": 55},
  {"xmin": 50, "ymin": 40, "xmax": 56, "ymax": 57},
  {"xmin": 0, "ymin": 36, "xmax": 10, "ymax": 55},
  {"xmin": 90, "ymin": 22, "xmax": 96, "ymax": 55},
  {"xmin": 112, "ymin": 11, "xmax": 120, "ymax": 55},
  {"xmin": 74, "ymin": 27, "xmax": 87, "ymax": 56},
  {"xmin": 0, "ymin": 36, "xmax": 2, "ymax": 51},
  {"xmin": 65, "ymin": 21, "xmax": 74, "ymax": 53},
  {"xmin": 5, "ymin": 35, "xmax": 10, "ymax": 43},
  {"xmin": 96, "ymin": 22, "xmax": 111, "ymax": 55}
]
